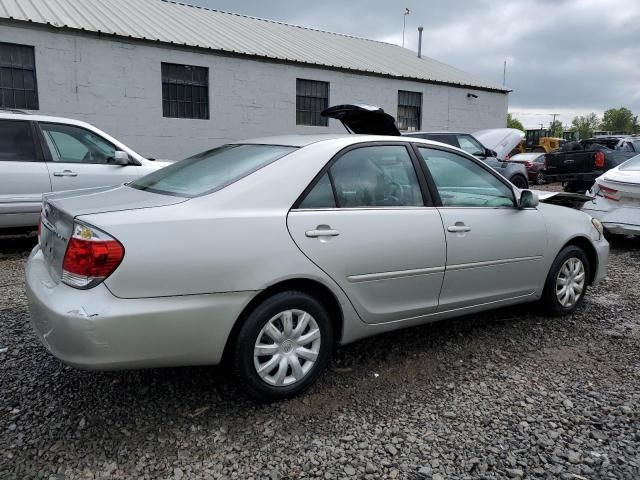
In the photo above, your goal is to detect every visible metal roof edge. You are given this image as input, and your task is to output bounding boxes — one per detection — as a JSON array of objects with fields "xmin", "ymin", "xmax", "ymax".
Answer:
[{"xmin": 0, "ymin": 17, "xmax": 511, "ymax": 94}]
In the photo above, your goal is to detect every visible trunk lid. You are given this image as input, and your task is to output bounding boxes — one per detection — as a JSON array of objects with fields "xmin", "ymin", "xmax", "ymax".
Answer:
[
  {"xmin": 321, "ymin": 104, "xmax": 401, "ymax": 136},
  {"xmin": 40, "ymin": 185, "xmax": 187, "ymax": 283},
  {"xmin": 472, "ymin": 128, "xmax": 525, "ymax": 160}
]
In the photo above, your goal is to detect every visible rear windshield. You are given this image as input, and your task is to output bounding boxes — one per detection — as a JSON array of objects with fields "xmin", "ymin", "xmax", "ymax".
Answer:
[
  {"xmin": 619, "ymin": 154, "xmax": 640, "ymax": 171},
  {"xmin": 130, "ymin": 144, "xmax": 297, "ymax": 197}
]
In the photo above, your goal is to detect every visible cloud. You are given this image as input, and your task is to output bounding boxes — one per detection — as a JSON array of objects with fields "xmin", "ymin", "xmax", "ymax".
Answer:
[{"xmin": 188, "ymin": 0, "xmax": 640, "ymax": 127}]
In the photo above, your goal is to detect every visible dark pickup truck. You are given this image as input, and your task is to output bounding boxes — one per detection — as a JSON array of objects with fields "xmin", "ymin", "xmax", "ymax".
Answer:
[{"xmin": 544, "ymin": 136, "xmax": 640, "ymax": 192}]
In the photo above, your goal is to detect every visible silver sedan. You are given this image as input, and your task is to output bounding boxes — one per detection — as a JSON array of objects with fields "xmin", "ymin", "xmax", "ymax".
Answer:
[{"xmin": 26, "ymin": 134, "xmax": 609, "ymax": 401}]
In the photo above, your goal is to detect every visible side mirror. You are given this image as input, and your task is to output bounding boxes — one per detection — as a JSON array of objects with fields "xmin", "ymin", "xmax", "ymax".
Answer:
[
  {"xmin": 518, "ymin": 189, "xmax": 539, "ymax": 209},
  {"xmin": 112, "ymin": 150, "xmax": 129, "ymax": 165}
]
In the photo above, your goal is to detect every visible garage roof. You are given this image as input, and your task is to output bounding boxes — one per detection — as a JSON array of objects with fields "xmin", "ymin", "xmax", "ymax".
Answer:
[{"xmin": 0, "ymin": 0, "xmax": 510, "ymax": 93}]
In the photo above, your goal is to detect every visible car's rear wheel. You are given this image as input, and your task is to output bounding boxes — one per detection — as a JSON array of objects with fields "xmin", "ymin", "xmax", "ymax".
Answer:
[
  {"xmin": 510, "ymin": 174, "xmax": 529, "ymax": 189},
  {"xmin": 535, "ymin": 171, "xmax": 546, "ymax": 185},
  {"xmin": 233, "ymin": 291, "xmax": 333, "ymax": 401},
  {"xmin": 541, "ymin": 245, "xmax": 589, "ymax": 316}
]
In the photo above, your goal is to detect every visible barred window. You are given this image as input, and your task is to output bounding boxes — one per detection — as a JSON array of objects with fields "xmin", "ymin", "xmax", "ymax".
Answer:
[
  {"xmin": 0, "ymin": 43, "xmax": 38, "ymax": 110},
  {"xmin": 296, "ymin": 79, "xmax": 329, "ymax": 126},
  {"xmin": 397, "ymin": 90, "xmax": 422, "ymax": 131},
  {"xmin": 161, "ymin": 63, "xmax": 209, "ymax": 120}
]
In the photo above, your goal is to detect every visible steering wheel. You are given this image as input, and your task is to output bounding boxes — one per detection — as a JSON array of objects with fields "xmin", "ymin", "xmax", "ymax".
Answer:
[
  {"xmin": 82, "ymin": 150, "xmax": 95, "ymax": 163},
  {"xmin": 385, "ymin": 181, "xmax": 403, "ymax": 205}
]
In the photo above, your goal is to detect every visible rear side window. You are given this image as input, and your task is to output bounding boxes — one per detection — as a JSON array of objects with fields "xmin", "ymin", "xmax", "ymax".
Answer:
[
  {"xmin": 298, "ymin": 145, "xmax": 424, "ymax": 208},
  {"xmin": 131, "ymin": 144, "xmax": 297, "ymax": 197},
  {"xmin": 0, "ymin": 120, "xmax": 36, "ymax": 161},
  {"xmin": 620, "ymin": 154, "xmax": 640, "ymax": 171}
]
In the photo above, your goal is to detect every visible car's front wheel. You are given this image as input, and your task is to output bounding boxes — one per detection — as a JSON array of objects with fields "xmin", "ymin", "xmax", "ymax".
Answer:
[
  {"xmin": 510, "ymin": 174, "xmax": 529, "ymax": 189},
  {"xmin": 233, "ymin": 291, "xmax": 333, "ymax": 401},
  {"xmin": 541, "ymin": 245, "xmax": 589, "ymax": 316}
]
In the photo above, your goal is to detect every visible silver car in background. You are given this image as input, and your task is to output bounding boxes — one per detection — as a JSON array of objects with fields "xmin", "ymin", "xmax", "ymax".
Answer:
[
  {"xmin": 0, "ymin": 111, "xmax": 170, "ymax": 230},
  {"xmin": 26, "ymin": 132, "xmax": 608, "ymax": 401}
]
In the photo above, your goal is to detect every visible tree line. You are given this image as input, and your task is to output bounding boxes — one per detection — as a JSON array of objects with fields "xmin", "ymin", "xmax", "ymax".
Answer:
[{"xmin": 507, "ymin": 108, "xmax": 640, "ymax": 139}]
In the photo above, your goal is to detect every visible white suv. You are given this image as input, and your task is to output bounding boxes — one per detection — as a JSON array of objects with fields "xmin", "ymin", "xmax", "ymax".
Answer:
[{"xmin": 0, "ymin": 111, "xmax": 170, "ymax": 230}]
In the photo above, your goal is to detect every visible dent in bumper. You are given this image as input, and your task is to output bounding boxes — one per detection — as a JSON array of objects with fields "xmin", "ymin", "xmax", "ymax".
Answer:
[{"xmin": 26, "ymin": 248, "xmax": 255, "ymax": 370}]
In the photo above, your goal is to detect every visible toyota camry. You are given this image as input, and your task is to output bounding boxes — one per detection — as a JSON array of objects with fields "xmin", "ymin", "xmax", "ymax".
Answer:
[{"xmin": 26, "ymin": 106, "xmax": 609, "ymax": 401}]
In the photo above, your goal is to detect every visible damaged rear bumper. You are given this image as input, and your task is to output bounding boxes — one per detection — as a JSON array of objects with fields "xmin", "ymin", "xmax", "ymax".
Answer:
[{"xmin": 25, "ymin": 247, "xmax": 254, "ymax": 370}]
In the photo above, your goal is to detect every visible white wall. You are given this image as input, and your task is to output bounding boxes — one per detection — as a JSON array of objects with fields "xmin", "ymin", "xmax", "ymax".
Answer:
[{"xmin": 0, "ymin": 23, "xmax": 509, "ymax": 160}]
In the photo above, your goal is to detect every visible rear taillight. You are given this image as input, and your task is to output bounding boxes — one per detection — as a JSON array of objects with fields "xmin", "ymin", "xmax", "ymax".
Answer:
[
  {"xmin": 594, "ymin": 151, "xmax": 605, "ymax": 169},
  {"xmin": 62, "ymin": 222, "xmax": 124, "ymax": 289},
  {"xmin": 524, "ymin": 161, "xmax": 533, "ymax": 168},
  {"xmin": 37, "ymin": 214, "xmax": 42, "ymax": 242},
  {"xmin": 597, "ymin": 184, "xmax": 619, "ymax": 202}
]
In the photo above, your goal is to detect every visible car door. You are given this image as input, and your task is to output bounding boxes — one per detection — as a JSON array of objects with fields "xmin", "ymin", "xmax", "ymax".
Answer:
[
  {"xmin": 0, "ymin": 119, "xmax": 51, "ymax": 228},
  {"xmin": 414, "ymin": 145, "xmax": 547, "ymax": 311},
  {"xmin": 38, "ymin": 122, "xmax": 140, "ymax": 191},
  {"xmin": 287, "ymin": 143, "xmax": 447, "ymax": 325}
]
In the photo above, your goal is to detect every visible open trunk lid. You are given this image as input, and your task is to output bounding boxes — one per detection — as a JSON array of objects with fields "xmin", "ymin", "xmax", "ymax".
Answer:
[
  {"xmin": 321, "ymin": 104, "xmax": 401, "ymax": 136},
  {"xmin": 472, "ymin": 128, "xmax": 525, "ymax": 160},
  {"xmin": 39, "ymin": 185, "xmax": 187, "ymax": 283}
]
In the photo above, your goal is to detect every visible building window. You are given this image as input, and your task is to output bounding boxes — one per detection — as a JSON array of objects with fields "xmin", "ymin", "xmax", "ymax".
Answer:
[
  {"xmin": 0, "ymin": 43, "xmax": 38, "ymax": 110},
  {"xmin": 296, "ymin": 79, "xmax": 329, "ymax": 126},
  {"xmin": 397, "ymin": 90, "xmax": 422, "ymax": 131},
  {"xmin": 161, "ymin": 62, "xmax": 209, "ymax": 119}
]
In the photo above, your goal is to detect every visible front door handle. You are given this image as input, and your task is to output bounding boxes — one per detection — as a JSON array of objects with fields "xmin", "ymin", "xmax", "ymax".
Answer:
[
  {"xmin": 447, "ymin": 224, "xmax": 471, "ymax": 233},
  {"xmin": 306, "ymin": 228, "xmax": 340, "ymax": 238},
  {"xmin": 53, "ymin": 170, "xmax": 78, "ymax": 177}
]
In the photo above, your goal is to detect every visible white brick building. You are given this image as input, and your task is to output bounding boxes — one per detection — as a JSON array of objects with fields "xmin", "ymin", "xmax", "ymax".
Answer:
[{"xmin": 0, "ymin": 0, "xmax": 510, "ymax": 160}]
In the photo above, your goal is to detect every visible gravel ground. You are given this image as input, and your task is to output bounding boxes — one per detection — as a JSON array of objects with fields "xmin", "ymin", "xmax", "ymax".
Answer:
[{"xmin": 1, "ymin": 231, "xmax": 639, "ymax": 480}]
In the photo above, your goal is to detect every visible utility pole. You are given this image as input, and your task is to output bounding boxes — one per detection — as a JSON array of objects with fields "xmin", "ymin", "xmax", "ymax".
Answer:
[{"xmin": 402, "ymin": 8, "xmax": 410, "ymax": 48}]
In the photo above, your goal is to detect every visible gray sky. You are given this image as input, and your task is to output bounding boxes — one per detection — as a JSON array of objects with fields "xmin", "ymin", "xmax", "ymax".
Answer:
[{"xmin": 188, "ymin": 0, "xmax": 639, "ymax": 128}]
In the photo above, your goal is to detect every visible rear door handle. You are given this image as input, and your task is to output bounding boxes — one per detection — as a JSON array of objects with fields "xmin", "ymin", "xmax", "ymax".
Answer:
[
  {"xmin": 306, "ymin": 229, "xmax": 340, "ymax": 238},
  {"xmin": 447, "ymin": 224, "xmax": 471, "ymax": 233},
  {"xmin": 53, "ymin": 170, "xmax": 78, "ymax": 177}
]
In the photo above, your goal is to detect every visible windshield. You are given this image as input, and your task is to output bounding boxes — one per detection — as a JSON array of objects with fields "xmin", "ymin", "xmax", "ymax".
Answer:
[
  {"xmin": 130, "ymin": 144, "xmax": 297, "ymax": 197},
  {"xmin": 619, "ymin": 154, "xmax": 640, "ymax": 171},
  {"xmin": 456, "ymin": 135, "xmax": 486, "ymax": 156}
]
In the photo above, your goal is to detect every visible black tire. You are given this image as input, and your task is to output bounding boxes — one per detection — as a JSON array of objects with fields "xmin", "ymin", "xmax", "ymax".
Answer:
[
  {"xmin": 535, "ymin": 171, "xmax": 546, "ymax": 185},
  {"xmin": 540, "ymin": 245, "xmax": 590, "ymax": 316},
  {"xmin": 510, "ymin": 174, "xmax": 529, "ymax": 189},
  {"xmin": 232, "ymin": 291, "xmax": 334, "ymax": 402}
]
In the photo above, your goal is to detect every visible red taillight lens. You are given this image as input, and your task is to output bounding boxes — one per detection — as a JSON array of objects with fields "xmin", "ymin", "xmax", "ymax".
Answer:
[
  {"xmin": 62, "ymin": 223, "xmax": 124, "ymax": 289},
  {"xmin": 598, "ymin": 184, "xmax": 619, "ymax": 201},
  {"xmin": 594, "ymin": 151, "xmax": 605, "ymax": 169},
  {"xmin": 524, "ymin": 161, "xmax": 533, "ymax": 168}
]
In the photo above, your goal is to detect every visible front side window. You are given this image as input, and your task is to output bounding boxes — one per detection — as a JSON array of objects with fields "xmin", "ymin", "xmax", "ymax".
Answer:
[
  {"xmin": 161, "ymin": 63, "xmax": 209, "ymax": 120},
  {"xmin": 418, "ymin": 147, "xmax": 514, "ymax": 208},
  {"xmin": 299, "ymin": 145, "xmax": 423, "ymax": 208},
  {"xmin": 0, "ymin": 42, "xmax": 38, "ymax": 110},
  {"xmin": 131, "ymin": 144, "xmax": 297, "ymax": 197},
  {"xmin": 40, "ymin": 123, "xmax": 117, "ymax": 164},
  {"xmin": 296, "ymin": 79, "xmax": 329, "ymax": 126},
  {"xmin": 456, "ymin": 135, "xmax": 486, "ymax": 156},
  {"xmin": 0, "ymin": 120, "xmax": 36, "ymax": 161},
  {"xmin": 397, "ymin": 91, "xmax": 422, "ymax": 131}
]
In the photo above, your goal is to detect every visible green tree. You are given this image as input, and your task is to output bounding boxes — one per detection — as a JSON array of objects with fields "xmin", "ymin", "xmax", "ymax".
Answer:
[
  {"xmin": 507, "ymin": 113, "xmax": 524, "ymax": 131},
  {"xmin": 571, "ymin": 113, "xmax": 600, "ymax": 140},
  {"xmin": 600, "ymin": 107, "xmax": 635, "ymax": 132},
  {"xmin": 549, "ymin": 120, "xmax": 563, "ymax": 137}
]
